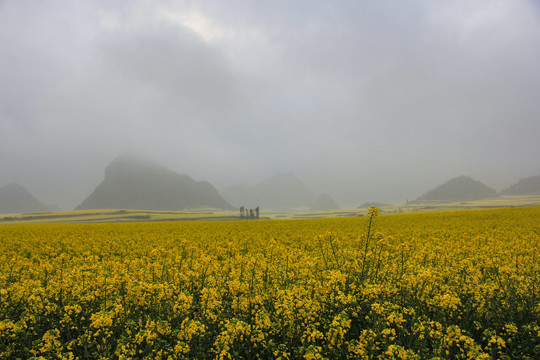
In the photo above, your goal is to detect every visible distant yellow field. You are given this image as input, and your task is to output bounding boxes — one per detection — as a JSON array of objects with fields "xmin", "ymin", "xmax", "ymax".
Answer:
[
  {"xmin": 0, "ymin": 208, "xmax": 241, "ymax": 224},
  {"xmin": 0, "ymin": 207, "xmax": 539, "ymax": 359},
  {"xmin": 2, "ymin": 194, "xmax": 540, "ymax": 225}
]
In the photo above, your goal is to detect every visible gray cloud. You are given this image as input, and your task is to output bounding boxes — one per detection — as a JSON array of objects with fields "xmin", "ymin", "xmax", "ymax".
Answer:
[{"xmin": 1, "ymin": 0, "xmax": 539, "ymax": 208}]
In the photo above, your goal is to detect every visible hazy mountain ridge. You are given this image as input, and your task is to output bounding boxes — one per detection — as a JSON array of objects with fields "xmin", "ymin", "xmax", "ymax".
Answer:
[
  {"xmin": 501, "ymin": 175, "xmax": 540, "ymax": 196},
  {"xmin": 76, "ymin": 155, "xmax": 232, "ymax": 211},
  {"xmin": 223, "ymin": 173, "xmax": 339, "ymax": 210},
  {"xmin": 4, "ymin": 159, "xmax": 540, "ymax": 213},
  {"xmin": 358, "ymin": 202, "xmax": 389, "ymax": 209},
  {"xmin": 0, "ymin": 183, "xmax": 53, "ymax": 214},
  {"xmin": 310, "ymin": 193, "xmax": 340, "ymax": 211},
  {"xmin": 414, "ymin": 176, "xmax": 497, "ymax": 203}
]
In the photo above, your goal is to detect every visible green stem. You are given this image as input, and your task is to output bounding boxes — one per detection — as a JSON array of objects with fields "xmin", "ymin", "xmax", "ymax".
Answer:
[{"xmin": 360, "ymin": 214, "xmax": 374, "ymax": 281}]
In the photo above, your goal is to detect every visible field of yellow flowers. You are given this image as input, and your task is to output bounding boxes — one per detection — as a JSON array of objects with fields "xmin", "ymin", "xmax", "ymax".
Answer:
[{"xmin": 1, "ymin": 207, "xmax": 539, "ymax": 359}]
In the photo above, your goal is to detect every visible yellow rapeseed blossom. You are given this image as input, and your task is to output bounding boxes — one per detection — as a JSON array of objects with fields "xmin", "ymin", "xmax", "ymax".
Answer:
[
  {"xmin": 0, "ymin": 207, "xmax": 538, "ymax": 358},
  {"xmin": 368, "ymin": 206, "xmax": 380, "ymax": 217}
]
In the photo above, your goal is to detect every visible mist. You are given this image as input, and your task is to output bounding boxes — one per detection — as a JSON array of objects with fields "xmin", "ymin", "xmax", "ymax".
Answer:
[{"xmin": 1, "ymin": 0, "xmax": 539, "ymax": 209}]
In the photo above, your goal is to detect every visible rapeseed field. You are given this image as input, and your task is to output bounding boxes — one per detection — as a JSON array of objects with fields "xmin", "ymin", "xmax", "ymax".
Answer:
[{"xmin": 0, "ymin": 207, "xmax": 539, "ymax": 359}]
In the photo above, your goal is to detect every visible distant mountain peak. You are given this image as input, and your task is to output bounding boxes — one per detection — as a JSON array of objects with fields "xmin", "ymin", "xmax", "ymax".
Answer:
[
  {"xmin": 415, "ymin": 176, "xmax": 496, "ymax": 202},
  {"xmin": 358, "ymin": 202, "xmax": 388, "ymax": 209},
  {"xmin": 76, "ymin": 156, "xmax": 232, "ymax": 211},
  {"xmin": 2, "ymin": 183, "xmax": 27, "ymax": 193},
  {"xmin": 310, "ymin": 193, "xmax": 340, "ymax": 211},
  {"xmin": 501, "ymin": 175, "xmax": 540, "ymax": 195},
  {"xmin": 222, "ymin": 173, "xmax": 339, "ymax": 210},
  {"xmin": 105, "ymin": 154, "xmax": 165, "ymax": 179},
  {"xmin": 0, "ymin": 183, "xmax": 51, "ymax": 214}
]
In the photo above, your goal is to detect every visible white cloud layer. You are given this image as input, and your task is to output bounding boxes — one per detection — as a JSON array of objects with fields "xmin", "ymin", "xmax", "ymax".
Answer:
[{"xmin": 1, "ymin": 0, "xmax": 539, "ymax": 208}]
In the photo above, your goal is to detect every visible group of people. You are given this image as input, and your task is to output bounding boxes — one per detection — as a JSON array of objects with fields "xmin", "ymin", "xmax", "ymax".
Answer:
[{"xmin": 239, "ymin": 206, "xmax": 259, "ymax": 219}]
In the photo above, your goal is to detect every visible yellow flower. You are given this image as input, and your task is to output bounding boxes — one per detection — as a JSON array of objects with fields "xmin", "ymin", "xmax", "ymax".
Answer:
[{"xmin": 368, "ymin": 206, "xmax": 379, "ymax": 217}]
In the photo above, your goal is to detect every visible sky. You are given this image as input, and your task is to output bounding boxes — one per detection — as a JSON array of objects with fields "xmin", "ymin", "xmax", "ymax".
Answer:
[{"xmin": 1, "ymin": 0, "xmax": 539, "ymax": 209}]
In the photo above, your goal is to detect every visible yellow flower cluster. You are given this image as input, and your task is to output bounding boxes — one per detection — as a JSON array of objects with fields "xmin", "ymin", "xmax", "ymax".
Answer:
[
  {"xmin": 368, "ymin": 206, "xmax": 379, "ymax": 217},
  {"xmin": 0, "ymin": 207, "xmax": 538, "ymax": 359}
]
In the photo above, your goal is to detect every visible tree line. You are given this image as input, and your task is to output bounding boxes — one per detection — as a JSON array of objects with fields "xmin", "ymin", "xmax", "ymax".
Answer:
[{"xmin": 240, "ymin": 206, "xmax": 259, "ymax": 219}]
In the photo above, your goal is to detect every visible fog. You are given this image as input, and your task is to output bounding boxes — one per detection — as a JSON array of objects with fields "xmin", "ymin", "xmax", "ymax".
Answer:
[{"xmin": 1, "ymin": 0, "xmax": 539, "ymax": 209}]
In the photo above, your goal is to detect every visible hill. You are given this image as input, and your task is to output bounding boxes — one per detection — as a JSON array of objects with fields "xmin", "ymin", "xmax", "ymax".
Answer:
[
  {"xmin": 222, "ymin": 173, "xmax": 338, "ymax": 210},
  {"xmin": 310, "ymin": 193, "xmax": 340, "ymax": 211},
  {"xmin": 76, "ymin": 155, "xmax": 232, "ymax": 211},
  {"xmin": 0, "ymin": 183, "xmax": 52, "ymax": 214},
  {"xmin": 414, "ymin": 176, "xmax": 496, "ymax": 202},
  {"xmin": 501, "ymin": 175, "xmax": 540, "ymax": 195},
  {"xmin": 257, "ymin": 173, "xmax": 317, "ymax": 209},
  {"xmin": 358, "ymin": 202, "xmax": 388, "ymax": 209}
]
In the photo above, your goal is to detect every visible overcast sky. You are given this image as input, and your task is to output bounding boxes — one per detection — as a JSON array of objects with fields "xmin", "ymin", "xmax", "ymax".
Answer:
[{"xmin": 1, "ymin": 0, "xmax": 539, "ymax": 209}]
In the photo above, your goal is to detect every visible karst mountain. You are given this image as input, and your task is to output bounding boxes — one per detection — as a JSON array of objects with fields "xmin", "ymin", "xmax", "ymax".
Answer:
[
  {"xmin": 414, "ymin": 176, "xmax": 496, "ymax": 202},
  {"xmin": 76, "ymin": 155, "xmax": 232, "ymax": 211},
  {"xmin": 222, "ymin": 173, "xmax": 339, "ymax": 210},
  {"xmin": 501, "ymin": 175, "xmax": 540, "ymax": 196},
  {"xmin": 0, "ymin": 183, "xmax": 52, "ymax": 214}
]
